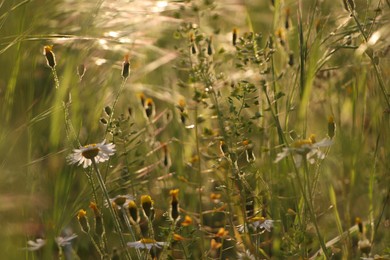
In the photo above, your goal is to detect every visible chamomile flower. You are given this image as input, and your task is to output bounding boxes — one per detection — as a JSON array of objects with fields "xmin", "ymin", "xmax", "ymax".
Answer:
[
  {"xmin": 237, "ymin": 217, "xmax": 274, "ymax": 233},
  {"xmin": 274, "ymin": 135, "xmax": 333, "ymax": 167},
  {"xmin": 127, "ymin": 238, "xmax": 167, "ymax": 250},
  {"xmin": 25, "ymin": 238, "xmax": 46, "ymax": 251},
  {"xmin": 67, "ymin": 140, "xmax": 116, "ymax": 168},
  {"xmin": 55, "ymin": 234, "xmax": 78, "ymax": 247}
]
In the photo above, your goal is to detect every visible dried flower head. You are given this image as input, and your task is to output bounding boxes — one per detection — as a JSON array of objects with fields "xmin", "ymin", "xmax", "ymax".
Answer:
[
  {"xmin": 107, "ymin": 194, "xmax": 135, "ymax": 209},
  {"xmin": 122, "ymin": 54, "xmax": 130, "ymax": 79},
  {"xmin": 126, "ymin": 200, "xmax": 139, "ymax": 224},
  {"xmin": 141, "ymin": 195, "xmax": 154, "ymax": 219},
  {"xmin": 169, "ymin": 189, "xmax": 180, "ymax": 222},
  {"xmin": 328, "ymin": 116, "xmax": 336, "ymax": 139},
  {"xmin": 233, "ymin": 28, "xmax": 238, "ymax": 46},
  {"xmin": 89, "ymin": 202, "xmax": 104, "ymax": 237},
  {"xmin": 77, "ymin": 209, "xmax": 90, "ymax": 233},
  {"xmin": 43, "ymin": 45, "xmax": 56, "ymax": 68},
  {"xmin": 137, "ymin": 92, "xmax": 146, "ymax": 107},
  {"xmin": 144, "ymin": 98, "xmax": 155, "ymax": 119},
  {"xmin": 67, "ymin": 140, "xmax": 115, "ymax": 168},
  {"xmin": 207, "ymin": 35, "xmax": 213, "ymax": 56}
]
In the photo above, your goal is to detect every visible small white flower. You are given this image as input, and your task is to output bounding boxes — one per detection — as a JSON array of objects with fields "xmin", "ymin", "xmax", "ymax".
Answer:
[
  {"xmin": 237, "ymin": 217, "xmax": 274, "ymax": 233},
  {"xmin": 55, "ymin": 234, "xmax": 77, "ymax": 247},
  {"xmin": 25, "ymin": 238, "xmax": 46, "ymax": 251},
  {"xmin": 127, "ymin": 238, "xmax": 167, "ymax": 250},
  {"xmin": 67, "ymin": 139, "xmax": 116, "ymax": 168},
  {"xmin": 274, "ymin": 135, "xmax": 333, "ymax": 167}
]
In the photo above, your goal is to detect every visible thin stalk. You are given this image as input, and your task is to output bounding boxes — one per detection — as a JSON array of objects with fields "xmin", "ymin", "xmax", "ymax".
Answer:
[
  {"xmin": 121, "ymin": 208, "xmax": 142, "ymax": 259},
  {"xmin": 194, "ymin": 104, "xmax": 206, "ymax": 259},
  {"xmin": 105, "ymin": 78, "xmax": 128, "ymax": 136},
  {"xmin": 294, "ymin": 157, "xmax": 329, "ymax": 259},
  {"xmin": 350, "ymin": 11, "xmax": 390, "ymax": 108},
  {"xmin": 91, "ymin": 158, "xmax": 132, "ymax": 260}
]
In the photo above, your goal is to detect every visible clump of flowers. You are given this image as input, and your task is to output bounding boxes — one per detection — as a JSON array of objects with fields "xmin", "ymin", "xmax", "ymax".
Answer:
[{"xmin": 67, "ymin": 140, "xmax": 115, "ymax": 168}]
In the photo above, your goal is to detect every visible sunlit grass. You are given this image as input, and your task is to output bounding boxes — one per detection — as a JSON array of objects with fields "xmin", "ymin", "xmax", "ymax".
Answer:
[{"xmin": 0, "ymin": 0, "xmax": 389, "ymax": 259}]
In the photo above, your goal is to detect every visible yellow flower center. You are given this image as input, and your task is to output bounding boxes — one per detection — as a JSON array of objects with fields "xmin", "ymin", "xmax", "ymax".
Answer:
[
  {"xmin": 140, "ymin": 238, "xmax": 156, "ymax": 244},
  {"xmin": 81, "ymin": 144, "xmax": 100, "ymax": 159}
]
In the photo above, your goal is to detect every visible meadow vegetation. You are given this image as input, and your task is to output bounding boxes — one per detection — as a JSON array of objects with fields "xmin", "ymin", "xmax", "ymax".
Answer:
[{"xmin": 0, "ymin": 0, "xmax": 389, "ymax": 259}]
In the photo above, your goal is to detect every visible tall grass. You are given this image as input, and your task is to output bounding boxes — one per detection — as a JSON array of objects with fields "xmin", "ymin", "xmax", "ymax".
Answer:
[{"xmin": 0, "ymin": 0, "xmax": 389, "ymax": 259}]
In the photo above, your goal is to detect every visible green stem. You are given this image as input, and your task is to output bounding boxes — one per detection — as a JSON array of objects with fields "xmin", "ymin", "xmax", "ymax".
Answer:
[
  {"xmin": 91, "ymin": 158, "xmax": 132, "ymax": 260},
  {"xmin": 121, "ymin": 208, "xmax": 142, "ymax": 259}
]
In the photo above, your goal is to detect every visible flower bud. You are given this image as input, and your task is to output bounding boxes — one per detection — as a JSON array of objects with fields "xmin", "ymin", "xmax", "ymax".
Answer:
[
  {"xmin": 77, "ymin": 209, "xmax": 90, "ymax": 233},
  {"xmin": 121, "ymin": 54, "xmax": 130, "ymax": 79},
  {"xmin": 232, "ymin": 28, "xmax": 238, "ymax": 46},
  {"xmin": 169, "ymin": 189, "xmax": 180, "ymax": 222},
  {"xmin": 43, "ymin": 45, "xmax": 56, "ymax": 69}
]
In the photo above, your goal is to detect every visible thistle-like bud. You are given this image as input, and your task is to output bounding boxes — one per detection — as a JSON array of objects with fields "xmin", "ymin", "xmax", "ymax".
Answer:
[
  {"xmin": 141, "ymin": 195, "xmax": 154, "ymax": 220},
  {"xmin": 104, "ymin": 106, "xmax": 112, "ymax": 116},
  {"xmin": 190, "ymin": 33, "xmax": 197, "ymax": 54},
  {"xmin": 144, "ymin": 98, "xmax": 155, "ymax": 119},
  {"xmin": 159, "ymin": 143, "xmax": 171, "ymax": 169},
  {"xmin": 288, "ymin": 52, "xmax": 294, "ymax": 66},
  {"xmin": 232, "ymin": 28, "xmax": 238, "ymax": 46},
  {"xmin": 356, "ymin": 217, "xmax": 363, "ymax": 234},
  {"xmin": 137, "ymin": 92, "xmax": 146, "ymax": 107},
  {"xmin": 169, "ymin": 189, "xmax": 180, "ymax": 222},
  {"xmin": 89, "ymin": 202, "xmax": 105, "ymax": 237},
  {"xmin": 285, "ymin": 8, "xmax": 290, "ymax": 29},
  {"xmin": 121, "ymin": 54, "xmax": 130, "ymax": 79},
  {"xmin": 100, "ymin": 117, "xmax": 108, "ymax": 125},
  {"xmin": 207, "ymin": 35, "xmax": 213, "ymax": 56},
  {"xmin": 127, "ymin": 200, "xmax": 139, "ymax": 224},
  {"xmin": 219, "ymin": 141, "xmax": 229, "ymax": 157},
  {"xmin": 43, "ymin": 45, "xmax": 56, "ymax": 69},
  {"xmin": 328, "ymin": 116, "xmax": 336, "ymax": 139},
  {"xmin": 77, "ymin": 209, "xmax": 90, "ymax": 233}
]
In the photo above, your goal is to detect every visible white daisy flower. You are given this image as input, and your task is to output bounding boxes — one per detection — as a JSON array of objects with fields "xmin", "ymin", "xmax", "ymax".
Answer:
[
  {"xmin": 237, "ymin": 217, "xmax": 274, "ymax": 233},
  {"xmin": 25, "ymin": 238, "xmax": 46, "ymax": 251},
  {"xmin": 274, "ymin": 135, "xmax": 333, "ymax": 167},
  {"xmin": 55, "ymin": 234, "xmax": 77, "ymax": 247},
  {"xmin": 127, "ymin": 238, "xmax": 167, "ymax": 250},
  {"xmin": 67, "ymin": 140, "xmax": 116, "ymax": 168}
]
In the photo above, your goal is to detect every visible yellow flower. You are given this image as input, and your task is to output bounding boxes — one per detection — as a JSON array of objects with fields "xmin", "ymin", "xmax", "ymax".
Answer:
[
  {"xmin": 181, "ymin": 215, "xmax": 193, "ymax": 226},
  {"xmin": 216, "ymin": 227, "xmax": 229, "ymax": 238}
]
